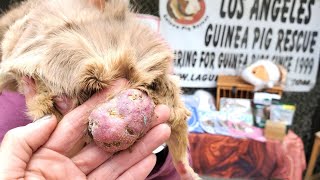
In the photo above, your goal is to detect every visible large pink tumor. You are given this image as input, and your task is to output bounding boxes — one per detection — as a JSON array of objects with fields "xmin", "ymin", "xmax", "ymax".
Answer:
[{"xmin": 88, "ymin": 89, "xmax": 155, "ymax": 152}]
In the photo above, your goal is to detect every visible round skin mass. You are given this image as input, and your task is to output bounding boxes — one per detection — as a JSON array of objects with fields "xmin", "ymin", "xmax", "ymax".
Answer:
[{"xmin": 88, "ymin": 89, "xmax": 155, "ymax": 152}]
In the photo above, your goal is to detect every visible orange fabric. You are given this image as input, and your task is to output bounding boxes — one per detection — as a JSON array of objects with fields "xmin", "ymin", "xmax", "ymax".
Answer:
[{"xmin": 188, "ymin": 130, "xmax": 305, "ymax": 180}]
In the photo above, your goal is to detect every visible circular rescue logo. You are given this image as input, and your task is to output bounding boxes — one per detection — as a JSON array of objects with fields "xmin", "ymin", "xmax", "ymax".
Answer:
[{"xmin": 167, "ymin": 0, "xmax": 206, "ymax": 25}]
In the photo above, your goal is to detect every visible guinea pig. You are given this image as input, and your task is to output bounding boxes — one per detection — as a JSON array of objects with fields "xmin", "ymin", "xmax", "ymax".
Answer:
[{"xmin": 0, "ymin": 0, "xmax": 199, "ymax": 179}]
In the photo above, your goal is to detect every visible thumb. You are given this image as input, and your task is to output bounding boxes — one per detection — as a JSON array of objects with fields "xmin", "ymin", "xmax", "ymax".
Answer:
[{"xmin": 0, "ymin": 115, "xmax": 57, "ymax": 177}]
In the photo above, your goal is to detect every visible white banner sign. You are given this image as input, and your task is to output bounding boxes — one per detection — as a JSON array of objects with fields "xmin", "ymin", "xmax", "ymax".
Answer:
[{"xmin": 160, "ymin": 0, "xmax": 320, "ymax": 92}]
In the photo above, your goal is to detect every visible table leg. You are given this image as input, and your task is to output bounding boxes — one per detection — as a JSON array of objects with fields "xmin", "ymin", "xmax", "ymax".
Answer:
[{"xmin": 305, "ymin": 134, "xmax": 320, "ymax": 179}]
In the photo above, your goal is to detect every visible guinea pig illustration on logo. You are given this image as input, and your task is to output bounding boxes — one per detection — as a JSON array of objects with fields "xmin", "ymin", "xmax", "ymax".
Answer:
[{"xmin": 167, "ymin": 0, "xmax": 205, "ymax": 24}]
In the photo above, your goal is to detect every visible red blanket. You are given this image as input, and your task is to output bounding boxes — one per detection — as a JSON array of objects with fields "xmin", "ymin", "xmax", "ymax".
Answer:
[{"xmin": 189, "ymin": 131, "xmax": 306, "ymax": 179}]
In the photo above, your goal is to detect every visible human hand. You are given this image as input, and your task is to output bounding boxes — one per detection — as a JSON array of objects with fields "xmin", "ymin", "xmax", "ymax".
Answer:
[{"xmin": 0, "ymin": 78, "xmax": 171, "ymax": 179}]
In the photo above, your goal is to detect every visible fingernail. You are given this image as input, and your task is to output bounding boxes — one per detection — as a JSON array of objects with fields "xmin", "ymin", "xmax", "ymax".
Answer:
[
  {"xmin": 152, "ymin": 143, "xmax": 167, "ymax": 154},
  {"xmin": 37, "ymin": 115, "xmax": 52, "ymax": 121}
]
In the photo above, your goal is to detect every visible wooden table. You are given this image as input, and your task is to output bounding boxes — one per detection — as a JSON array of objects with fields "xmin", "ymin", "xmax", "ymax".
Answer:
[{"xmin": 216, "ymin": 75, "xmax": 283, "ymax": 109}]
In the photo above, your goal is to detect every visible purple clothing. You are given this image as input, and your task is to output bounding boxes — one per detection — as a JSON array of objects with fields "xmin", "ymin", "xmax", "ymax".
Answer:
[
  {"xmin": 0, "ymin": 91, "xmax": 179, "ymax": 179},
  {"xmin": 0, "ymin": 91, "xmax": 31, "ymax": 141},
  {"xmin": 147, "ymin": 151, "xmax": 180, "ymax": 180}
]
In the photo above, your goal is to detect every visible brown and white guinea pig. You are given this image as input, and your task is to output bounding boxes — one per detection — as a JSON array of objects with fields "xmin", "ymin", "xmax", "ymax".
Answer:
[{"xmin": 241, "ymin": 60, "xmax": 287, "ymax": 91}]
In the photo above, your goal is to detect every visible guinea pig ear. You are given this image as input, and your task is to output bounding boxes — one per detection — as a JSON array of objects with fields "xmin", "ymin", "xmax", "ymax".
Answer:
[
  {"xmin": 89, "ymin": 0, "xmax": 105, "ymax": 11},
  {"xmin": 278, "ymin": 65, "xmax": 287, "ymax": 85}
]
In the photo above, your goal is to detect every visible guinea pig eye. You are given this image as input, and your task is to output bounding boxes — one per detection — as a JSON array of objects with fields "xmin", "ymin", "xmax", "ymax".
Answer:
[{"xmin": 148, "ymin": 82, "xmax": 157, "ymax": 90}]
